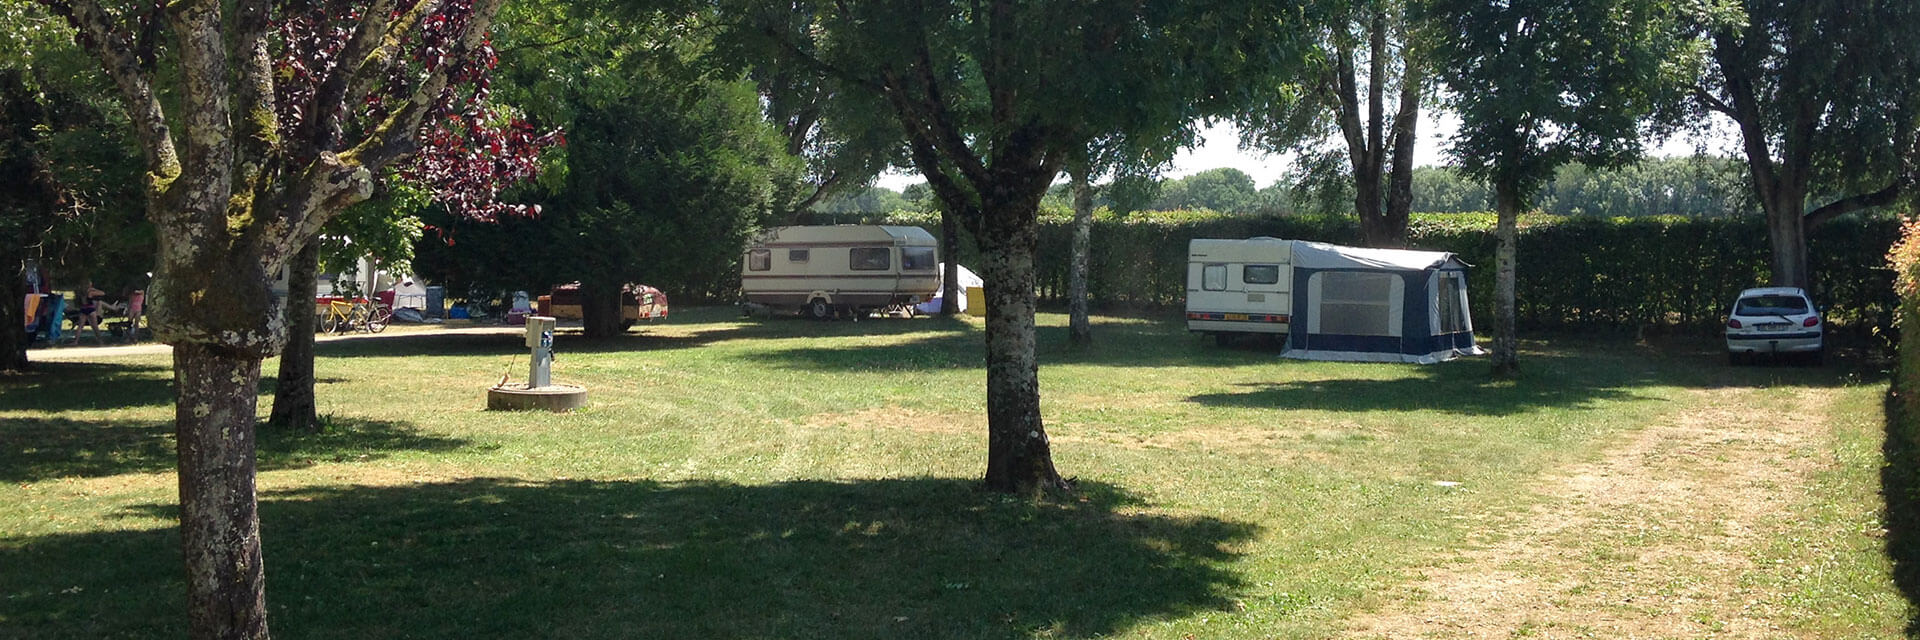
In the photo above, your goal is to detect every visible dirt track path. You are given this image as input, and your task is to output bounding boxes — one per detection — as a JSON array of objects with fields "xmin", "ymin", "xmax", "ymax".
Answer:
[{"xmin": 1345, "ymin": 388, "xmax": 1832, "ymax": 639}]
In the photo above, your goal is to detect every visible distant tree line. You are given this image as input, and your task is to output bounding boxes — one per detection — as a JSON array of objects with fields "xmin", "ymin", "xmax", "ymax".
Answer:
[{"xmin": 814, "ymin": 155, "xmax": 1763, "ymax": 219}]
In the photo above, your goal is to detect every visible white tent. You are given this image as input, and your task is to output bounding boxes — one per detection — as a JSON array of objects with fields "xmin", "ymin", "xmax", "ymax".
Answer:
[{"xmin": 915, "ymin": 263, "xmax": 983, "ymax": 314}]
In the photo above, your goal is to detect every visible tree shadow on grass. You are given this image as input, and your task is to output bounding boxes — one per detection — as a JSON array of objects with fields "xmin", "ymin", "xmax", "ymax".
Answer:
[
  {"xmin": 0, "ymin": 416, "xmax": 474, "ymax": 483},
  {"xmin": 0, "ymin": 361, "xmax": 353, "ymax": 413},
  {"xmin": 742, "ymin": 319, "xmax": 1292, "ymax": 373},
  {"xmin": 1187, "ymin": 335, "xmax": 1871, "ymax": 416},
  {"xmin": 3, "ymin": 477, "xmax": 1256, "ymax": 640},
  {"xmin": 1186, "ymin": 352, "xmax": 1655, "ymax": 416},
  {"xmin": 0, "ymin": 362, "xmax": 175, "ymax": 411},
  {"xmin": 315, "ymin": 314, "xmax": 976, "ymax": 359}
]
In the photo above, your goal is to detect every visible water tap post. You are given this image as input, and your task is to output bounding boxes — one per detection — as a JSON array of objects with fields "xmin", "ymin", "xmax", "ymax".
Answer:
[{"xmin": 526, "ymin": 315, "xmax": 556, "ymax": 387}]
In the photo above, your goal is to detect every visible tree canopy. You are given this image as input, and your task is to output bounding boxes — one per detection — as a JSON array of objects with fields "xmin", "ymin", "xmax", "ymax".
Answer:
[
  {"xmin": 1695, "ymin": 0, "xmax": 1920, "ymax": 287},
  {"xmin": 726, "ymin": 0, "xmax": 1312, "ymax": 492},
  {"xmin": 1421, "ymin": 0, "xmax": 1705, "ymax": 374}
]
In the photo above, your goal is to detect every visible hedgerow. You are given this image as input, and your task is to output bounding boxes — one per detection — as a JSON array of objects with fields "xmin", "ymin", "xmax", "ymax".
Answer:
[{"xmin": 827, "ymin": 209, "xmax": 1899, "ymax": 334}]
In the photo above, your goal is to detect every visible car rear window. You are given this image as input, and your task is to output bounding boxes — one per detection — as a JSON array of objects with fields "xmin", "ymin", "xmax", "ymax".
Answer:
[{"xmin": 1735, "ymin": 295, "xmax": 1810, "ymax": 315}]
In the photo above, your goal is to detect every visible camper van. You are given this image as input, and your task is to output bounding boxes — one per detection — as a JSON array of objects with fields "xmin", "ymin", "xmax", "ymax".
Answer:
[
  {"xmin": 741, "ymin": 225, "xmax": 940, "ymax": 318},
  {"xmin": 1187, "ymin": 237, "xmax": 1482, "ymax": 363}
]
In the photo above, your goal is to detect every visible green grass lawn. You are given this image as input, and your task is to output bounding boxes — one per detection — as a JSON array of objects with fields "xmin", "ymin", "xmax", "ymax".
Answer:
[{"xmin": 0, "ymin": 308, "xmax": 1909, "ymax": 638}]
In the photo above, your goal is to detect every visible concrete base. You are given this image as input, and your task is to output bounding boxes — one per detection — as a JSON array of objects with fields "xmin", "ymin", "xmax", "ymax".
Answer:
[{"xmin": 487, "ymin": 383, "xmax": 588, "ymax": 412}]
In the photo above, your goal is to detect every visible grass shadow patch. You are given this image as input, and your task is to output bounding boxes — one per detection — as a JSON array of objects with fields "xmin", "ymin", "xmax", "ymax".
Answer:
[
  {"xmin": 0, "ymin": 362, "xmax": 174, "ymax": 411},
  {"xmin": 4, "ymin": 477, "xmax": 1257, "ymax": 639},
  {"xmin": 740, "ymin": 332, "xmax": 987, "ymax": 372},
  {"xmin": 0, "ymin": 416, "xmax": 473, "ymax": 483},
  {"xmin": 1185, "ymin": 354, "xmax": 1653, "ymax": 416},
  {"xmin": 318, "ymin": 312, "xmax": 974, "ymax": 360}
]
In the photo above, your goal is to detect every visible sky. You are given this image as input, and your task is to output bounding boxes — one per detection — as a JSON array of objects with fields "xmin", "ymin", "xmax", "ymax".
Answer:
[{"xmin": 874, "ymin": 111, "xmax": 1743, "ymax": 192}]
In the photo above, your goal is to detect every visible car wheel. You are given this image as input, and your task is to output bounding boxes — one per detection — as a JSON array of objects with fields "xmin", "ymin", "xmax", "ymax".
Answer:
[{"xmin": 807, "ymin": 298, "xmax": 832, "ymax": 320}]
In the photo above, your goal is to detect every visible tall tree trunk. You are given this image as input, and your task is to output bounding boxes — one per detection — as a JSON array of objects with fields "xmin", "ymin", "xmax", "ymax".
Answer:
[
  {"xmin": 1354, "ymin": 166, "xmax": 1388, "ymax": 246},
  {"xmin": 0, "ymin": 64, "xmax": 61, "ymax": 369},
  {"xmin": 1, "ymin": 67, "xmax": 59, "ymax": 372},
  {"xmin": 1382, "ymin": 59, "xmax": 1423, "ymax": 249},
  {"xmin": 173, "ymin": 343, "xmax": 270, "ymax": 640},
  {"xmin": 0, "ymin": 260, "xmax": 26, "ymax": 371},
  {"xmin": 268, "ymin": 242, "xmax": 321, "ymax": 431},
  {"xmin": 1491, "ymin": 180, "xmax": 1520, "ymax": 376},
  {"xmin": 1762, "ymin": 185, "xmax": 1810, "ymax": 288},
  {"xmin": 1067, "ymin": 167, "xmax": 1093, "ymax": 346},
  {"xmin": 939, "ymin": 210, "xmax": 959, "ymax": 316},
  {"xmin": 1355, "ymin": 1, "xmax": 1389, "ymax": 248},
  {"xmin": 977, "ymin": 198, "xmax": 1066, "ymax": 493},
  {"xmin": 579, "ymin": 282, "xmax": 625, "ymax": 338}
]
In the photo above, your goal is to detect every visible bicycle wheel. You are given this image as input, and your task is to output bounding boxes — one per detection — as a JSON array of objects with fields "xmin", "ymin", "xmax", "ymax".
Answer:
[
  {"xmin": 367, "ymin": 306, "xmax": 390, "ymax": 333},
  {"xmin": 324, "ymin": 312, "xmax": 345, "ymax": 334}
]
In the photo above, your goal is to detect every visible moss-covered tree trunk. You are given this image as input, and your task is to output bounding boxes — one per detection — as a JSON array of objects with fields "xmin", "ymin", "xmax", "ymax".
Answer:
[
  {"xmin": 268, "ymin": 241, "xmax": 321, "ymax": 431},
  {"xmin": 1491, "ymin": 180, "xmax": 1520, "ymax": 376},
  {"xmin": 173, "ymin": 343, "xmax": 270, "ymax": 639},
  {"xmin": 978, "ymin": 191, "xmax": 1066, "ymax": 494}
]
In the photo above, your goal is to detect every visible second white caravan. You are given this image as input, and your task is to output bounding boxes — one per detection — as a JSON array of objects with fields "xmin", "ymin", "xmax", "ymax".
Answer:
[{"xmin": 741, "ymin": 225, "xmax": 940, "ymax": 318}]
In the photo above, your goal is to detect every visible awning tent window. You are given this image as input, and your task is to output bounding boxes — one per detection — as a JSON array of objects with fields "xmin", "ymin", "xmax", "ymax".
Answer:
[
  {"xmin": 1317, "ymin": 271, "xmax": 1395, "ymax": 336},
  {"xmin": 1437, "ymin": 272, "xmax": 1468, "ymax": 333}
]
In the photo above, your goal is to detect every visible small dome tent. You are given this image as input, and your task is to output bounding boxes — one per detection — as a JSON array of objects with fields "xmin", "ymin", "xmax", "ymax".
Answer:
[{"xmin": 1283, "ymin": 241, "xmax": 1483, "ymax": 363}]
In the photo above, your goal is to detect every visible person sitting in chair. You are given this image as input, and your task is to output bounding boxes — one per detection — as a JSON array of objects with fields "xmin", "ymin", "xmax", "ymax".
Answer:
[{"xmin": 71, "ymin": 286, "xmax": 108, "ymax": 345}]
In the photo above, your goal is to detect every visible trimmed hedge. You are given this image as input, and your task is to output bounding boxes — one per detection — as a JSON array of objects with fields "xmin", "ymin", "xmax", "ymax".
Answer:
[{"xmin": 825, "ymin": 210, "xmax": 1899, "ymax": 334}]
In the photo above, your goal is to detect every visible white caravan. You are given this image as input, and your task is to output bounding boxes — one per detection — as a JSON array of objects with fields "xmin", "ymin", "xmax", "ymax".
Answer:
[
  {"xmin": 741, "ymin": 225, "xmax": 940, "ymax": 318},
  {"xmin": 1185, "ymin": 237, "xmax": 1295, "ymax": 338},
  {"xmin": 1187, "ymin": 237, "xmax": 1482, "ymax": 363}
]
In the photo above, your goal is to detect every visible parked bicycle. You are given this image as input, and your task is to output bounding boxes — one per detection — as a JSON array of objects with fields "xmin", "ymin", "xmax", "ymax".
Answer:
[{"xmin": 322, "ymin": 298, "xmax": 392, "ymax": 334}]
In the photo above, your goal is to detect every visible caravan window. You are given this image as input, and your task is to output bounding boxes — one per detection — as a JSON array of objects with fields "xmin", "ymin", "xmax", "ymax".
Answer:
[
  {"xmin": 850, "ymin": 247, "xmax": 891, "ymax": 271},
  {"xmin": 1243, "ymin": 264, "xmax": 1280, "ymax": 285},
  {"xmin": 1319, "ymin": 271, "xmax": 1395, "ymax": 336},
  {"xmin": 1202, "ymin": 264, "xmax": 1227, "ymax": 291},
  {"xmin": 747, "ymin": 249, "xmax": 771, "ymax": 271},
  {"xmin": 902, "ymin": 247, "xmax": 936, "ymax": 271},
  {"xmin": 788, "ymin": 249, "xmax": 809, "ymax": 263}
]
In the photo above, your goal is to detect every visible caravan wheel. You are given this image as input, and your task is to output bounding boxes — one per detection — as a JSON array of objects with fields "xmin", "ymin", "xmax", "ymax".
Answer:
[{"xmin": 807, "ymin": 298, "xmax": 832, "ymax": 320}]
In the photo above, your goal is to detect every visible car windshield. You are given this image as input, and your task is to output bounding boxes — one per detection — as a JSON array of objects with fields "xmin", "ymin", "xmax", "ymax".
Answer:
[{"xmin": 1735, "ymin": 295, "xmax": 1810, "ymax": 316}]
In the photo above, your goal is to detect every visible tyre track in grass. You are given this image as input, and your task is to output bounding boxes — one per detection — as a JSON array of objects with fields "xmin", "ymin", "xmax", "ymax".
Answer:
[{"xmin": 1346, "ymin": 387, "xmax": 1832, "ymax": 639}]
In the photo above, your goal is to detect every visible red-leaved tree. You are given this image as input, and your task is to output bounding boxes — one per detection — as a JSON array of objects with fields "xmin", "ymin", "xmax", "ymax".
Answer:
[
  {"xmin": 266, "ymin": 0, "xmax": 558, "ymax": 433},
  {"xmin": 34, "ymin": 0, "xmax": 541, "ymax": 636}
]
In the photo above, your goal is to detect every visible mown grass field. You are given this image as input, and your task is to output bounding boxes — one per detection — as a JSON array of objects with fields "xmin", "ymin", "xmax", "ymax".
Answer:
[{"xmin": 1, "ymin": 308, "xmax": 1909, "ymax": 638}]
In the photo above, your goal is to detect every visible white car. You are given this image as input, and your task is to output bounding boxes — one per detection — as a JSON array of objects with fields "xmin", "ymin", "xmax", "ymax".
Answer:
[{"xmin": 1724, "ymin": 286, "xmax": 1823, "ymax": 365}]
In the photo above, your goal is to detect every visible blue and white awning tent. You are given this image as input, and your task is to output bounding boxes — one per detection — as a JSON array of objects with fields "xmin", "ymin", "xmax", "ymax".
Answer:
[{"xmin": 1283, "ymin": 241, "xmax": 1484, "ymax": 364}]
